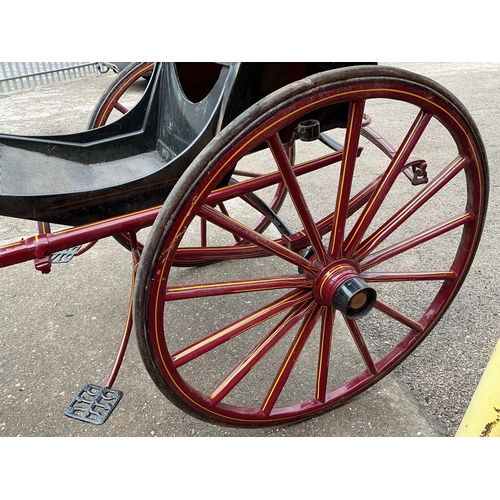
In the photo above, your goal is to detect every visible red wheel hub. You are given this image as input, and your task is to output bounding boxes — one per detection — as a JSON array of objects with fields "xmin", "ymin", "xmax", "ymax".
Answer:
[{"xmin": 313, "ymin": 259, "xmax": 376, "ymax": 319}]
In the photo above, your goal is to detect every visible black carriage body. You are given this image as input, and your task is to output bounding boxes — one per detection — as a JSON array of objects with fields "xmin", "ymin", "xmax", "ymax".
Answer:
[{"xmin": 0, "ymin": 62, "xmax": 374, "ymax": 226}]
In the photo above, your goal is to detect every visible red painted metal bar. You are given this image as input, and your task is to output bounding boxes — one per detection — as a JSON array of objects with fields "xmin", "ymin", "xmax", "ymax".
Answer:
[
  {"xmin": 0, "ymin": 206, "xmax": 160, "ymax": 269},
  {"xmin": 105, "ymin": 231, "xmax": 141, "ymax": 388},
  {"xmin": 217, "ymin": 202, "xmax": 242, "ymax": 243},
  {"xmin": 167, "ymin": 241, "xmax": 269, "ymax": 265},
  {"xmin": 200, "ymin": 216, "xmax": 208, "ymax": 248}
]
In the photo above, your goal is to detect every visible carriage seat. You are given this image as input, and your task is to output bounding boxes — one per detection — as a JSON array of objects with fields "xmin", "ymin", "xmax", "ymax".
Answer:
[{"xmin": 0, "ymin": 63, "xmax": 236, "ymax": 226}]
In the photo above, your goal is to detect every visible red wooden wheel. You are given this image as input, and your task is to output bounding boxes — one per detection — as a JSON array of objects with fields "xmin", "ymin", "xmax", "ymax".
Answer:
[{"xmin": 134, "ymin": 66, "xmax": 488, "ymax": 426}]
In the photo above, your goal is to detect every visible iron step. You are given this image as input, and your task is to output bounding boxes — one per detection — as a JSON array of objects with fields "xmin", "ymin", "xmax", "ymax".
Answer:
[
  {"xmin": 64, "ymin": 384, "xmax": 123, "ymax": 424},
  {"xmin": 51, "ymin": 245, "xmax": 82, "ymax": 263}
]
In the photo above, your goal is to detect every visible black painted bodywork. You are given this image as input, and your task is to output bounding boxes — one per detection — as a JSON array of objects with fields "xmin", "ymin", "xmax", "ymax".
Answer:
[{"xmin": 0, "ymin": 62, "xmax": 375, "ymax": 225}]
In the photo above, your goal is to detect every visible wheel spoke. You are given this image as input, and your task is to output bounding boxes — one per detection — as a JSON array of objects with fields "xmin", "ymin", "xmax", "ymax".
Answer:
[
  {"xmin": 329, "ymin": 99, "xmax": 366, "ymax": 259},
  {"xmin": 261, "ymin": 305, "xmax": 323, "ymax": 415},
  {"xmin": 268, "ymin": 133, "xmax": 329, "ymax": 264},
  {"xmin": 316, "ymin": 307, "xmax": 334, "ymax": 402},
  {"xmin": 113, "ymin": 101, "xmax": 129, "ymax": 115},
  {"xmin": 172, "ymin": 289, "xmax": 312, "ymax": 367},
  {"xmin": 216, "ymin": 202, "xmax": 243, "ymax": 243},
  {"xmin": 374, "ymin": 299, "xmax": 424, "ymax": 333},
  {"xmin": 344, "ymin": 110, "xmax": 433, "ymax": 256},
  {"xmin": 208, "ymin": 300, "xmax": 316, "ymax": 405},
  {"xmin": 345, "ymin": 318, "xmax": 377, "ymax": 374},
  {"xmin": 171, "ymin": 242, "xmax": 270, "ymax": 264},
  {"xmin": 172, "ymin": 169, "xmax": 380, "ymax": 263},
  {"xmin": 309, "ymin": 173, "xmax": 386, "ymax": 242},
  {"xmin": 208, "ymin": 150, "xmax": 344, "ymax": 206},
  {"xmin": 353, "ymin": 154, "xmax": 470, "ymax": 262},
  {"xmin": 345, "ymin": 173, "xmax": 384, "ymax": 218},
  {"xmin": 200, "ymin": 216, "xmax": 208, "ymax": 247},
  {"xmin": 363, "ymin": 271, "xmax": 457, "ymax": 282},
  {"xmin": 360, "ymin": 211, "xmax": 475, "ymax": 270},
  {"xmin": 198, "ymin": 204, "xmax": 319, "ymax": 274},
  {"xmin": 165, "ymin": 274, "xmax": 311, "ymax": 301}
]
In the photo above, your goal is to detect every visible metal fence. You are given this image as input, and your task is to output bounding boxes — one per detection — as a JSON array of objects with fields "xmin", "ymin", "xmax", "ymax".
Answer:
[{"xmin": 0, "ymin": 62, "xmax": 99, "ymax": 94}]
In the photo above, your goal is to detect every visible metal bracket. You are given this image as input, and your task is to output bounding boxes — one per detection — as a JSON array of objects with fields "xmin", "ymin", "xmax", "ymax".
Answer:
[{"xmin": 410, "ymin": 162, "xmax": 428, "ymax": 185}]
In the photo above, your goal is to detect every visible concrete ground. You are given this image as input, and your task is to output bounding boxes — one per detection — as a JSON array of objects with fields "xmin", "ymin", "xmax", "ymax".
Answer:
[{"xmin": 0, "ymin": 62, "xmax": 498, "ymax": 438}]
